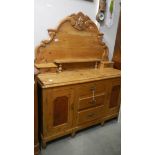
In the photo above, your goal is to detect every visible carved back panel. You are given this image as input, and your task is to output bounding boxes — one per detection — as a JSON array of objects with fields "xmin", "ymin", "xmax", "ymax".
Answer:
[{"xmin": 35, "ymin": 12, "xmax": 109, "ymax": 64}]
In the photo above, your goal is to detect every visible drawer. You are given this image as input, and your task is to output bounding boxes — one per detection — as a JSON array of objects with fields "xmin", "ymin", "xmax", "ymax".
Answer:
[
  {"xmin": 78, "ymin": 80, "xmax": 107, "ymax": 97},
  {"xmin": 77, "ymin": 105, "xmax": 105, "ymax": 125},
  {"xmin": 78, "ymin": 93, "xmax": 106, "ymax": 111}
]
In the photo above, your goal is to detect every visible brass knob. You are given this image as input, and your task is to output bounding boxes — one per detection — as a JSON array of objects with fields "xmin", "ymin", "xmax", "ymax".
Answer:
[
  {"xmin": 88, "ymin": 113, "xmax": 95, "ymax": 118},
  {"xmin": 89, "ymin": 99, "xmax": 96, "ymax": 104}
]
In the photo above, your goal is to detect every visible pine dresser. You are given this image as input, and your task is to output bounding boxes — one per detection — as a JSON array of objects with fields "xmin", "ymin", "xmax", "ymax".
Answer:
[{"xmin": 35, "ymin": 12, "xmax": 121, "ymax": 148}]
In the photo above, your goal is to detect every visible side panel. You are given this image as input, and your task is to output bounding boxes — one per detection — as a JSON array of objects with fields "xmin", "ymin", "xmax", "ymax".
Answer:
[{"xmin": 106, "ymin": 77, "xmax": 121, "ymax": 117}]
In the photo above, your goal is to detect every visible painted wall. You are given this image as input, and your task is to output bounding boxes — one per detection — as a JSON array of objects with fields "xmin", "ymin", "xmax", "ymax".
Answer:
[
  {"xmin": 34, "ymin": 0, "xmax": 120, "ymax": 60},
  {"xmin": 100, "ymin": 0, "xmax": 121, "ymax": 60}
]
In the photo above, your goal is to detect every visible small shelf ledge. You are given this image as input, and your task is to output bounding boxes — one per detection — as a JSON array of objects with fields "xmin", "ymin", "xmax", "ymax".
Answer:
[
  {"xmin": 35, "ymin": 62, "xmax": 57, "ymax": 69},
  {"xmin": 54, "ymin": 58, "xmax": 101, "ymax": 64}
]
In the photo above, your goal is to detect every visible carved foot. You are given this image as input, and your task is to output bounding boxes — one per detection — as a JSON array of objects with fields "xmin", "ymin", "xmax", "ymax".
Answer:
[
  {"xmin": 41, "ymin": 141, "xmax": 46, "ymax": 149},
  {"xmin": 71, "ymin": 131, "xmax": 76, "ymax": 138},
  {"xmin": 101, "ymin": 121, "xmax": 105, "ymax": 126}
]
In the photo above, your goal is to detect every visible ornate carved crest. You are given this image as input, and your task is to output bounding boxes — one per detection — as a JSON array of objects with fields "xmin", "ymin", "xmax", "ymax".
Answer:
[{"xmin": 69, "ymin": 12, "xmax": 93, "ymax": 31}]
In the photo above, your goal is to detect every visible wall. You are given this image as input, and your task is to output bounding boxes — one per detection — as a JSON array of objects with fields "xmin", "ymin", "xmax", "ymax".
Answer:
[
  {"xmin": 34, "ymin": 0, "xmax": 120, "ymax": 60},
  {"xmin": 100, "ymin": 0, "xmax": 121, "ymax": 60}
]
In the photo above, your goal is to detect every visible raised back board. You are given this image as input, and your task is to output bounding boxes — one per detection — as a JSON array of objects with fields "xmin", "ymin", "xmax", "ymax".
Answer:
[{"xmin": 35, "ymin": 12, "xmax": 109, "ymax": 64}]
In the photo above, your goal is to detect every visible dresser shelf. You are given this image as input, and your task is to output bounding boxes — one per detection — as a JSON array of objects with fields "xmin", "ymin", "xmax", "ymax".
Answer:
[
  {"xmin": 54, "ymin": 58, "xmax": 101, "ymax": 64},
  {"xmin": 35, "ymin": 62, "xmax": 57, "ymax": 69}
]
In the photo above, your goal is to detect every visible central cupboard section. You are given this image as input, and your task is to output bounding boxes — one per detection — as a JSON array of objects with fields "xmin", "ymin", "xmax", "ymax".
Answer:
[{"xmin": 42, "ymin": 79, "xmax": 108, "ymax": 137}]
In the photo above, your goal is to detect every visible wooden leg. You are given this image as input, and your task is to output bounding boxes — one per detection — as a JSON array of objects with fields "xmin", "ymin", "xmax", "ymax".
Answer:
[
  {"xmin": 41, "ymin": 141, "xmax": 46, "ymax": 149},
  {"xmin": 71, "ymin": 131, "xmax": 76, "ymax": 138},
  {"xmin": 34, "ymin": 143, "xmax": 39, "ymax": 155},
  {"xmin": 101, "ymin": 121, "xmax": 105, "ymax": 126}
]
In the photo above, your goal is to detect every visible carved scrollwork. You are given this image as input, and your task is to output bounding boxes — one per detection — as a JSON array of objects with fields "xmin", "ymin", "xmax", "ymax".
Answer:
[
  {"xmin": 35, "ymin": 12, "xmax": 109, "ymax": 63},
  {"xmin": 35, "ymin": 31, "xmax": 56, "ymax": 63},
  {"xmin": 68, "ymin": 12, "xmax": 97, "ymax": 31},
  {"xmin": 41, "ymin": 31, "xmax": 56, "ymax": 47}
]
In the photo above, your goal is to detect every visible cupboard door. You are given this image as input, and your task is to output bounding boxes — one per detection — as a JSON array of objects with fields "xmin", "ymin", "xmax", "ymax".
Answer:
[
  {"xmin": 107, "ymin": 78, "xmax": 121, "ymax": 116},
  {"xmin": 45, "ymin": 87, "xmax": 74, "ymax": 136}
]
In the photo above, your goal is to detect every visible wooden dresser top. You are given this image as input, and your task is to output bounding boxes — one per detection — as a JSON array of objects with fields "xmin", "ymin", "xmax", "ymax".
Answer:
[
  {"xmin": 35, "ymin": 12, "xmax": 121, "ymax": 88},
  {"xmin": 37, "ymin": 68, "xmax": 120, "ymax": 88}
]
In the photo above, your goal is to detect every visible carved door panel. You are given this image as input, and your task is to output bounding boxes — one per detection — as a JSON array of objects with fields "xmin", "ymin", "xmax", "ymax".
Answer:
[
  {"xmin": 45, "ymin": 87, "xmax": 74, "ymax": 136},
  {"xmin": 107, "ymin": 78, "xmax": 121, "ymax": 116}
]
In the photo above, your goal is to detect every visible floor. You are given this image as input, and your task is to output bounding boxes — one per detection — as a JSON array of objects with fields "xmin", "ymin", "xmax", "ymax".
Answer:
[{"xmin": 40, "ymin": 118, "xmax": 121, "ymax": 155}]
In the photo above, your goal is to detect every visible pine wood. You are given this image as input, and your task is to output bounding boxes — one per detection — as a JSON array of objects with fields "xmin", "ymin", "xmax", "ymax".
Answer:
[
  {"xmin": 35, "ymin": 63, "xmax": 57, "ymax": 73},
  {"xmin": 54, "ymin": 58, "xmax": 101, "ymax": 64},
  {"xmin": 35, "ymin": 12, "xmax": 109, "ymax": 74},
  {"xmin": 106, "ymin": 77, "xmax": 121, "ymax": 116},
  {"xmin": 35, "ymin": 62, "xmax": 57, "ymax": 68},
  {"xmin": 37, "ymin": 68, "xmax": 120, "ymax": 88},
  {"xmin": 35, "ymin": 12, "xmax": 121, "ymax": 148},
  {"xmin": 77, "ymin": 105, "xmax": 105, "ymax": 125},
  {"xmin": 78, "ymin": 93, "xmax": 105, "ymax": 110}
]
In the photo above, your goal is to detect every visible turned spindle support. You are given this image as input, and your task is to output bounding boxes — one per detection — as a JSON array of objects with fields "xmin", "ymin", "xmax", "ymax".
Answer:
[
  {"xmin": 58, "ymin": 63, "xmax": 62, "ymax": 72},
  {"xmin": 95, "ymin": 61, "xmax": 98, "ymax": 69}
]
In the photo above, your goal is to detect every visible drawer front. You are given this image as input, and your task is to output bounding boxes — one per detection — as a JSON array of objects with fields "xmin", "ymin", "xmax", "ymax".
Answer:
[
  {"xmin": 78, "ymin": 80, "xmax": 107, "ymax": 97},
  {"xmin": 78, "ymin": 93, "xmax": 105, "ymax": 111},
  {"xmin": 77, "ymin": 106, "xmax": 105, "ymax": 125}
]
